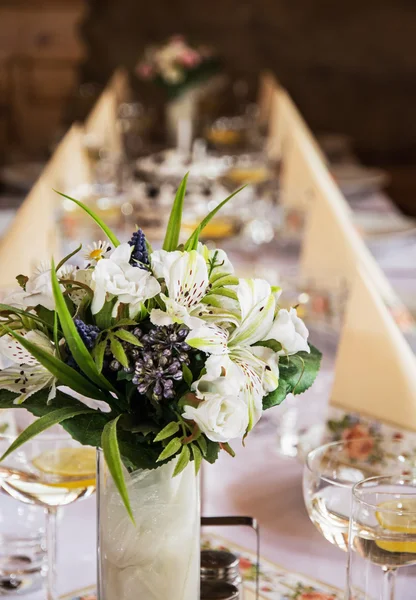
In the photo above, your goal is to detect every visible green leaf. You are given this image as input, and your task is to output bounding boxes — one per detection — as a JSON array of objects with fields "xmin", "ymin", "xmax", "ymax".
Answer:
[
  {"xmin": 182, "ymin": 363, "xmax": 193, "ymax": 387},
  {"xmin": 262, "ymin": 379, "xmax": 289, "ymax": 410},
  {"xmin": 173, "ymin": 444, "xmax": 190, "ymax": 477},
  {"xmin": 53, "ymin": 311, "xmax": 60, "ymax": 360},
  {"xmin": 184, "ymin": 186, "xmax": 246, "ymax": 251},
  {"xmin": 253, "ymin": 339, "xmax": 283, "ymax": 353},
  {"xmin": 153, "ymin": 422, "xmax": 180, "ymax": 442},
  {"xmin": 4, "ymin": 328, "xmax": 108, "ymax": 401},
  {"xmin": 55, "ymin": 243, "xmax": 82, "ymax": 272},
  {"xmin": 95, "ymin": 300, "xmax": 116, "ymax": 330},
  {"xmin": 114, "ymin": 329, "xmax": 143, "ymax": 347},
  {"xmin": 93, "ymin": 340, "xmax": 107, "ymax": 373},
  {"xmin": 205, "ymin": 439, "xmax": 220, "ymax": 464},
  {"xmin": 101, "ymin": 417, "xmax": 135, "ymax": 523},
  {"xmin": 0, "ymin": 304, "xmax": 55, "ymax": 331},
  {"xmin": 196, "ymin": 434, "xmax": 207, "ymax": 456},
  {"xmin": 279, "ymin": 344, "xmax": 322, "ymax": 396},
  {"xmin": 110, "ymin": 337, "xmax": 129, "ymax": 368},
  {"xmin": 0, "ymin": 406, "xmax": 93, "ymax": 462},
  {"xmin": 190, "ymin": 443, "xmax": 202, "ymax": 475},
  {"xmin": 162, "ymin": 173, "xmax": 189, "ymax": 251},
  {"xmin": 51, "ymin": 264, "xmax": 115, "ymax": 394},
  {"xmin": 54, "ymin": 191, "xmax": 120, "ymax": 247},
  {"xmin": 157, "ymin": 437, "xmax": 182, "ymax": 462}
]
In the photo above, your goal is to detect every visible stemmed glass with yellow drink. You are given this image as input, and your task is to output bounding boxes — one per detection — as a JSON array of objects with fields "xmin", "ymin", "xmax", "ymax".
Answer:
[{"xmin": 0, "ymin": 433, "xmax": 96, "ymax": 600}]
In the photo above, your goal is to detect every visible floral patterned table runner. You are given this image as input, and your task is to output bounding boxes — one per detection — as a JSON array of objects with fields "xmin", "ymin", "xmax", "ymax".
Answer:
[{"xmin": 65, "ymin": 533, "xmax": 343, "ymax": 600}]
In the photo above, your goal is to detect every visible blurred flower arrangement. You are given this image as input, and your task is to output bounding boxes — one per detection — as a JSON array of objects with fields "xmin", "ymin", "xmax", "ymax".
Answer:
[
  {"xmin": 136, "ymin": 35, "xmax": 221, "ymax": 98},
  {"xmin": 0, "ymin": 176, "xmax": 320, "ymax": 516}
]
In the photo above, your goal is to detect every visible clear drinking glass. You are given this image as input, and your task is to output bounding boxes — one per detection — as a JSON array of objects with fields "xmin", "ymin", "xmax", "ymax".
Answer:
[
  {"xmin": 0, "ymin": 496, "xmax": 45, "ymax": 594},
  {"xmin": 347, "ymin": 476, "xmax": 416, "ymax": 600},
  {"xmin": 303, "ymin": 438, "xmax": 415, "ymax": 552},
  {"xmin": 0, "ymin": 434, "xmax": 96, "ymax": 600}
]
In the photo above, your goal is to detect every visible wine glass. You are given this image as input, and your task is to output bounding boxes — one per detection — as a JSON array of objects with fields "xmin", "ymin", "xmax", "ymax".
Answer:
[
  {"xmin": 303, "ymin": 438, "xmax": 415, "ymax": 552},
  {"xmin": 347, "ymin": 475, "xmax": 416, "ymax": 599},
  {"xmin": 0, "ymin": 433, "xmax": 96, "ymax": 600}
]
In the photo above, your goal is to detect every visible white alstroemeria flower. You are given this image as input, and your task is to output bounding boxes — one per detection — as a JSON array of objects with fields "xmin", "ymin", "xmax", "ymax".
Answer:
[
  {"xmin": 92, "ymin": 243, "xmax": 160, "ymax": 318},
  {"xmin": 268, "ymin": 307, "xmax": 310, "ymax": 356},
  {"xmin": 150, "ymin": 250, "xmax": 209, "ymax": 328},
  {"xmin": 186, "ymin": 278, "xmax": 278, "ymax": 430},
  {"xmin": 85, "ymin": 240, "xmax": 111, "ymax": 265},
  {"xmin": 24, "ymin": 263, "xmax": 77, "ymax": 310},
  {"xmin": 182, "ymin": 380, "xmax": 248, "ymax": 443},
  {"xmin": 197, "ymin": 243, "xmax": 234, "ymax": 280},
  {"xmin": 0, "ymin": 331, "xmax": 56, "ymax": 404}
]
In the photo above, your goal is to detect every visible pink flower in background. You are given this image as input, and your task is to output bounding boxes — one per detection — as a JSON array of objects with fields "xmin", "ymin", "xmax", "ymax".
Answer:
[
  {"xmin": 178, "ymin": 49, "xmax": 201, "ymax": 68},
  {"xmin": 137, "ymin": 63, "xmax": 154, "ymax": 79},
  {"xmin": 342, "ymin": 423, "xmax": 374, "ymax": 460},
  {"xmin": 239, "ymin": 556, "xmax": 252, "ymax": 571},
  {"xmin": 298, "ymin": 592, "xmax": 336, "ymax": 600}
]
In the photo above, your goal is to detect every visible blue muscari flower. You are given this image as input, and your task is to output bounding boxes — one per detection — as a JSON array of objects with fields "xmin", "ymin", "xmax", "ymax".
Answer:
[
  {"xmin": 128, "ymin": 229, "xmax": 149, "ymax": 269},
  {"xmin": 74, "ymin": 319, "xmax": 100, "ymax": 350}
]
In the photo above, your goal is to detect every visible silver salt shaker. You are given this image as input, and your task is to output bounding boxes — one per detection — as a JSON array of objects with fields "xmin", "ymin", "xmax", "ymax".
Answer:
[{"xmin": 201, "ymin": 550, "xmax": 243, "ymax": 598}]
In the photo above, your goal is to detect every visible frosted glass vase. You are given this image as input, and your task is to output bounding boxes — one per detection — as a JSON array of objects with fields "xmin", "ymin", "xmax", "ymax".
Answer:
[{"xmin": 97, "ymin": 450, "xmax": 200, "ymax": 600}]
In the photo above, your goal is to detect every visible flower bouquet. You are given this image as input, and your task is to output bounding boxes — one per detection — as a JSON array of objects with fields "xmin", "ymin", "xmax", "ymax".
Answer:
[
  {"xmin": 136, "ymin": 35, "xmax": 220, "ymax": 99},
  {"xmin": 136, "ymin": 35, "xmax": 223, "ymax": 144},
  {"xmin": 0, "ymin": 176, "xmax": 321, "ymax": 599}
]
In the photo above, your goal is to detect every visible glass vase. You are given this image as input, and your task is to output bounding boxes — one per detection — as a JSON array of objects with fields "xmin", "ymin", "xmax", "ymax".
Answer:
[{"xmin": 97, "ymin": 450, "xmax": 200, "ymax": 600}]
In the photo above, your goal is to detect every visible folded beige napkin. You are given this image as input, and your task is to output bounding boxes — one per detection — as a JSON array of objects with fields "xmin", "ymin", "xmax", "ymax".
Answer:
[
  {"xmin": 85, "ymin": 72, "xmax": 125, "ymax": 155},
  {"xmin": 0, "ymin": 125, "xmax": 92, "ymax": 288},
  {"xmin": 0, "ymin": 176, "xmax": 59, "ymax": 288},
  {"xmin": 331, "ymin": 267, "xmax": 416, "ymax": 431}
]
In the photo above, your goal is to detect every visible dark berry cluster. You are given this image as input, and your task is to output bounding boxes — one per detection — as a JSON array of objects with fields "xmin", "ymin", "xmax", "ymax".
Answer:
[
  {"xmin": 107, "ymin": 324, "xmax": 194, "ymax": 402},
  {"xmin": 133, "ymin": 354, "xmax": 182, "ymax": 401},
  {"xmin": 128, "ymin": 229, "xmax": 149, "ymax": 268},
  {"xmin": 74, "ymin": 319, "xmax": 100, "ymax": 350}
]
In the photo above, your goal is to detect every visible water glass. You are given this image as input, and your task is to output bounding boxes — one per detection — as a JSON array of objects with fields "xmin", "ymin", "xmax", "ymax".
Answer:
[
  {"xmin": 347, "ymin": 475, "xmax": 416, "ymax": 599},
  {"xmin": 0, "ymin": 495, "xmax": 46, "ymax": 594}
]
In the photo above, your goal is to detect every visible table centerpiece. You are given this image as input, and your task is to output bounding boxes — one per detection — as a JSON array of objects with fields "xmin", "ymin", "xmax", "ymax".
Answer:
[{"xmin": 0, "ymin": 176, "xmax": 321, "ymax": 600}]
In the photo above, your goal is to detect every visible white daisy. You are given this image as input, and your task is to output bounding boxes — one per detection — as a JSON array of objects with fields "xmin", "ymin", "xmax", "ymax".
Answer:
[{"xmin": 85, "ymin": 241, "xmax": 111, "ymax": 265}]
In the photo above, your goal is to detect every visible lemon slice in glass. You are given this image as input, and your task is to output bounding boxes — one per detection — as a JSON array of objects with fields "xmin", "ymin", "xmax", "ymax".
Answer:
[
  {"xmin": 375, "ymin": 499, "xmax": 416, "ymax": 553},
  {"xmin": 32, "ymin": 448, "xmax": 96, "ymax": 489}
]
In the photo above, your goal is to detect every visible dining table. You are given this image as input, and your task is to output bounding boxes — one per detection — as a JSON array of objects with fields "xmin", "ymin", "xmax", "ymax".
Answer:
[{"xmin": 0, "ymin": 177, "xmax": 415, "ymax": 599}]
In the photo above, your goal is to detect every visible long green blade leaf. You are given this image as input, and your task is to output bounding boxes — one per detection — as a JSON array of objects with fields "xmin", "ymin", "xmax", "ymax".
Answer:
[
  {"xmin": 55, "ymin": 243, "xmax": 82, "ymax": 272},
  {"xmin": 0, "ymin": 304, "xmax": 57, "ymax": 331},
  {"xmin": 184, "ymin": 185, "xmax": 246, "ymax": 250},
  {"xmin": 54, "ymin": 191, "xmax": 120, "ymax": 247},
  {"xmin": 0, "ymin": 406, "xmax": 93, "ymax": 462},
  {"xmin": 162, "ymin": 173, "xmax": 189, "ymax": 251},
  {"xmin": 101, "ymin": 417, "xmax": 135, "ymax": 523},
  {"xmin": 51, "ymin": 264, "xmax": 116, "ymax": 394},
  {"xmin": 5, "ymin": 328, "xmax": 108, "ymax": 401}
]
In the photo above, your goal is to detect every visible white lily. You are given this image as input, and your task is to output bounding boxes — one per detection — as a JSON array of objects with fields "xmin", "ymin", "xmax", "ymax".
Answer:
[
  {"xmin": 0, "ymin": 331, "xmax": 56, "ymax": 404},
  {"xmin": 150, "ymin": 250, "xmax": 209, "ymax": 328},
  {"xmin": 92, "ymin": 243, "xmax": 160, "ymax": 318},
  {"xmin": 186, "ymin": 278, "xmax": 279, "ymax": 430}
]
